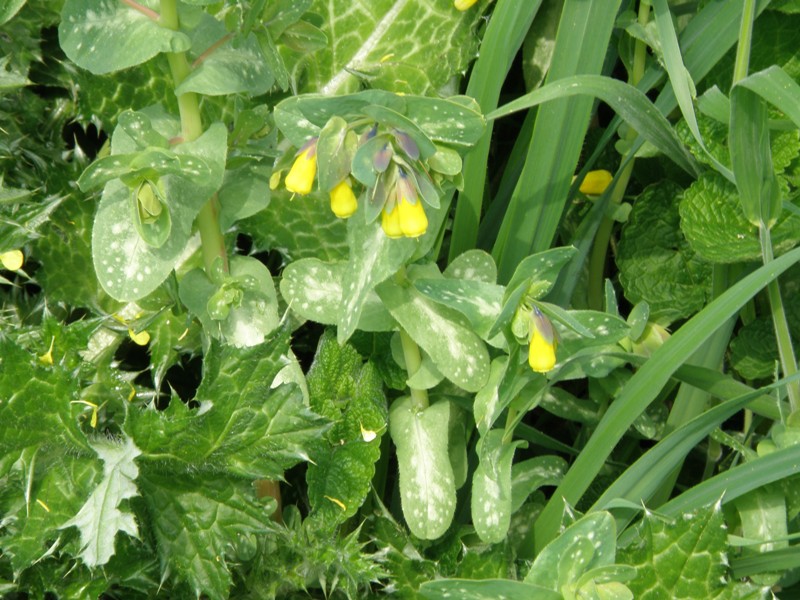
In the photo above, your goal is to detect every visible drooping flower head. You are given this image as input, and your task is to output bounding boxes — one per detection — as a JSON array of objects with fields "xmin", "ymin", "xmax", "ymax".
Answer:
[
  {"xmin": 382, "ymin": 168, "xmax": 428, "ymax": 239},
  {"xmin": 454, "ymin": 0, "xmax": 478, "ymax": 10},
  {"xmin": 528, "ymin": 306, "xmax": 557, "ymax": 373},
  {"xmin": 285, "ymin": 139, "xmax": 318, "ymax": 196}
]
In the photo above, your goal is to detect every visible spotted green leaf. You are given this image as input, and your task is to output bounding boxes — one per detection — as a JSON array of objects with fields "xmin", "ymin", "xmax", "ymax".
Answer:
[
  {"xmin": 390, "ymin": 396, "xmax": 456, "ymax": 540},
  {"xmin": 472, "ymin": 430, "xmax": 525, "ymax": 544},
  {"xmin": 59, "ymin": 0, "xmax": 190, "ymax": 75},
  {"xmin": 444, "ymin": 249, "xmax": 497, "ymax": 283},
  {"xmin": 377, "ymin": 280, "xmax": 490, "ymax": 393},
  {"xmin": 419, "ymin": 579, "xmax": 561, "ymax": 600}
]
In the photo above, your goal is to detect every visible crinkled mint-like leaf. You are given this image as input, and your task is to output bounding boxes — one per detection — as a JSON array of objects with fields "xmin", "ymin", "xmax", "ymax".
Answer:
[
  {"xmin": 242, "ymin": 192, "xmax": 348, "ymax": 262},
  {"xmin": 680, "ymin": 172, "xmax": 800, "ymax": 264},
  {"xmin": 618, "ymin": 502, "xmax": 757, "ymax": 599},
  {"xmin": 377, "ymin": 279, "xmax": 490, "ymax": 392},
  {"xmin": 140, "ymin": 470, "xmax": 272, "ymax": 600},
  {"xmin": 618, "ymin": 181, "xmax": 711, "ymax": 322},
  {"xmin": 302, "ymin": 0, "xmax": 483, "ymax": 95},
  {"xmin": 471, "ymin": 430, "xmax": 525, "ymax": 544},
  {"xmin": 59, "ymin": 0, "xmax": 190, "ymax": 75},
  {"xmin": 390, "ymin": 396, "xmax": 456, "ymax": 540},
  {"xmin": 59, "ymin": 436, "xmax": 141, "ymax": 567},
  {"xmin": 126, "ymin": 333, "xmax": 328, "ymax": 479},
  {"xmin": 305, "ymin": 331, "xmax": 388, "ymax": 528}
]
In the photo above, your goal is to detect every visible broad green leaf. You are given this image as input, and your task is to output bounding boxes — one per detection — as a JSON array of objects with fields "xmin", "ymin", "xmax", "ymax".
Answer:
[
  {"xmin": 511, "ymin": 455, "xmax": 568, "ymax": 513},
  {"xmin": 179, "ymin": 255, "xmax": 280, "ymax": 347},
  {"xmin": 525, "ymin": 511, "xmax": 616, "ymax": 591},
  {"xmin": 59, "ymin": 0, "xmax": 190, "ymax": 75},
  {"xmin": 444, "ymin": 249, "xmax": 498, "ymax": 283},
  {"xmin": 617, "ymin": 182, "xmax": 711, "ymax": 322},
  {"xmin": 176, "ymin": 33, "xmax": 274, "ymax": 96},
  {"xmin": 316, "ymin": 116, "xmax": 356, "ymax": 192},
  {"xmin": 303, "ymin": 0, "xmax": 483, "ymax": 96},
  {"xmin": 390, "ymin": 397, "xmax": 456, "ymax": 540},
  {"xmin": 59, "ymin": 436, "xmax": 141, "ymax": 567},
  {"xmin": 305, "ymin": 332, "xmax": 388, "ymax": 528},
  {"xmin": 242, "ymin": 192, "xmax": 348, "ymax": 262},
  {"xmin": 93, "ymin": 119, "xmax": 227, "ymax": 301},
  {"xmin": 617, "ymin": 503, "xmax": 735, "ymax": 599},
  {"xmin": 139, "ymin": 470, "xmax": 273, "ymax": 600},
  {"xmin": 0, "ymin": 337, "xmax": 89, "ymax": 455},
  {"xmin": 680, "ymin": 172, "xmax": 800, "ymax": 263},
  {"xmin": 218, "ymin": 164, "xmax": 271, "ymax": 229},
  {"xmin": 414, "ymin": 278, "xmax": 504, "ymax": 343},
  {"xmin": 420, "ymin": 578, "xmax": 562, "ymax": 600},
  {"xmin": 550, "ymin": 310, "xmax": 631, "ymax": 380},
  {"xmin": 1, "ymin": 452, "xmax": 100, "ymax": 574},
  {"xmin": 378, "ymin": 280, "xmax": 490, "ymax": 392},
  {"xmin": 0, "ymin": 0, "xmax": 25, "ymax": 26},
  {"xmin": 490, "ymin": 246, "xmax": 576, "ymax": 338},
  {"xmin": 735, "ymin": 485, "xmax": 788, "ymax": 586},
  {"xmin": 471, "ymin": 430, "xmax": 525, "ymax": 544},
  {"xmin": 126, "ymin": 334, "xmax": 328, "ymax": 479},
  {"xmin": 474, "ymin": 357, "xmax": 508, "ymax": 435},
  {"xmin": 279, "ymin": 258, "xmax": 395, "ymax": 332}
]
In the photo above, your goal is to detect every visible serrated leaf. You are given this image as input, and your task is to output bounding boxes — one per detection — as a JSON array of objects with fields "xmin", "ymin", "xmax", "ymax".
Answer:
[
  {"xmin": 59, "ymin": 436, "xmax": 141, "ymax": 567},
  {"xmin": 176, "ymin": 33, "xmax": 274, "ymax": 96},
  {"xmin": 303, "ymin": 0, "xmax": 483, "ymax": 96},
  {"xmin": 617, "ymin": 181, "xmax": 711, "ymax": 322},
  {"xmin": 0, "ymin": 337, "xmax": 89, "ymax": 455},
  {"xmin": 279, "ymin": 258, "xmax": 395, "ymax": 331},
  {"xmin": 525, "ymin": 511, "xmax": 616, "ymax": 591},
  {"xmin": 377, "ymin": 280, "xmax": 490, "ymax": 392},
  {"xmin": 59, "ymin": 0, "xmax": 190, "ymax": 75},
  {"xmin": 126, "ymin": 334, "xmax": 328, "ymax": 479},
  {"xmin": 617, "ymin": 503, "xmax": 734, "ymax": 599},
  {"xmin": 139, "ymin": 470, "xmax": 272, "ymax": 600},
  {"xmin": 472, "ymin": 430, "xmax": 525, "ymax": 544},
  {"xmin": 390, "ymin": 396, "xmax": 456, "ymax": 540},
  {"xmin": 2, "ymin": 452, "xmax": 100, "ymax": 574},
  {"xmin": 680, "ymin": 172, "xmax": 800, "ymax": 264}
]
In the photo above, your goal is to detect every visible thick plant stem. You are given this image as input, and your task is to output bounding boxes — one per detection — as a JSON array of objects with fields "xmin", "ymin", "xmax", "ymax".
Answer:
[
  {"xmin": 160, "ymin": 0, "xmax": 228, "ymax": 275},
  {"xmin": 760, "ymin": 225, "xmax": 800, "ymax": 412},
  {"xmin": 587, "ymin": 0, "xmax": 649, "ymax": 310},
  {"xmin": 399, "ymin": 329, "xmax": 429, "ymax": 411}
]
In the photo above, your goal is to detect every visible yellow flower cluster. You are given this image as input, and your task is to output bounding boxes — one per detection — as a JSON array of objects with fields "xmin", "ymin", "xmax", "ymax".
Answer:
[
  {"xmin": 528, "ymin": 306, "xmax": 557, "ymax": 373},
  {"xmin": 381, "ymin": 169, "xmax": 428, "ymax": 239},
  {"xmin": 284, "ymin": 141, "xmax": 358, "ymax": 219}
]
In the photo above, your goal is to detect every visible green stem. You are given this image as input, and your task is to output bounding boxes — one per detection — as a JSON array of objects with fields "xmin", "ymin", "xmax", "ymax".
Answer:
[
  {"xmin": 399, "ymin": 329, "xmax": 429, "ymax": 411},
  {"xmin": 760, "ymin": 225, "xmax": 800, "ymax": 412},
  {"xmin": 586, "ymin": 0, "xmax": 650, "ymax": 310},
  {"xmin": 160, "ymin": 0, "xmax": 228, "ymax": 275},
  {"xmin": 733, "ymin": 0, "xmax": 756, "ymax": 85}
]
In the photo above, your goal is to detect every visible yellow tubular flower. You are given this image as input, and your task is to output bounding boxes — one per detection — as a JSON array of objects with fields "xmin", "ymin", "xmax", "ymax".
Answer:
[
  {"xmin": 329, "ymin": 180, "xmax": 358, "ymax": 218},
  {"xmin": 528, "ymin": 306, "xmax": 557, "ymax": 373},
  {"xmin": 285, "ymin": 145, "xmax": 317, "ymax": 195},
  {"xmin": 398, "ymin": 196, "xmax": 428, "ymax": 238},
  {"xmin": 0, "ymin": 249, "xmax": 24, "ymax": 271},
  {"xmin": 454, "ymin": 0, "xmax": 478, "ymax": 10},
  {"xmin": 381, "ymin": 204, "xmax": 404, "ymax": 238},
  {"xmin": 579, "ymin": 169, "xmax": 613, "ymax": 195}
]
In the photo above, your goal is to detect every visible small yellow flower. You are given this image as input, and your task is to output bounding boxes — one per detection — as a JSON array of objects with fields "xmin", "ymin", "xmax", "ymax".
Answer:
[
  {"xmin": 578, "ymin": 169, "xmax": 613, "ymax": 195},
  {"xmin": 0, "ymin": 249, "xmax": 24, "ymax": 271},
  {"xmin": 329, "ymin": 180, "xmax": 358, "ymax": 218},
  {"xmin": 528, "ymin": 306, "xmax": 557, "ymax": 373},
  {"xmin": 285, "ymin": 144, "xmax": 317, "ymax": 195},
  {"xmin": 397, "ymin": 195, "xmax": 428, "ymax": 238},
  {"xmin": 454, "ymin": 0, "xmax": 478, "ymax": 10},
  {"xmin": 381, "ymin": 203, "xmax": 404, "ymax": 238},
  {"xmin": 128, "ymin": 329, "xmax": 151, "ymax": 346}
]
